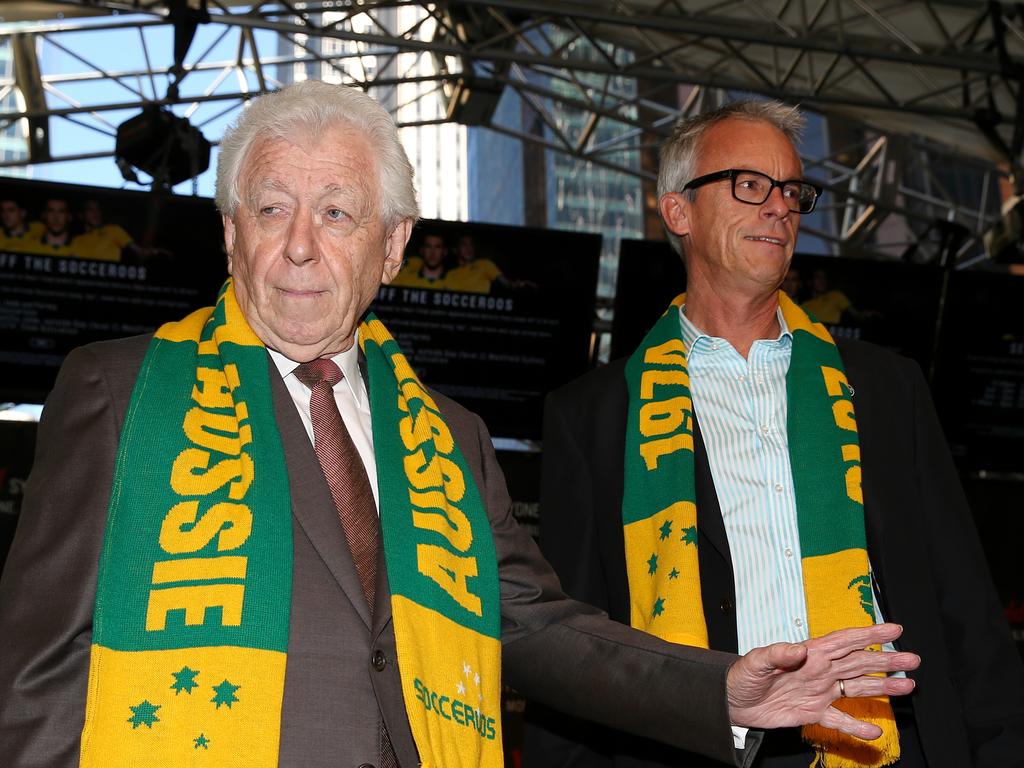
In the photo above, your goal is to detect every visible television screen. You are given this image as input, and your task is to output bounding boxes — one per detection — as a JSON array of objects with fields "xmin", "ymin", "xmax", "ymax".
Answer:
[
  {"xmin": 0, "ymin": 177, "xmax": 224, "ymax": 402},
  {"xmin": 612, "ymin": 239, "xmax": 942, "ymax": 371},
  {"xmin": 931, "ymin": 268, "xmax": 1024, "ymax": 472},
  {"xmin": 372, "ymin": 220, "xmax": 601, "ymax": 441}
]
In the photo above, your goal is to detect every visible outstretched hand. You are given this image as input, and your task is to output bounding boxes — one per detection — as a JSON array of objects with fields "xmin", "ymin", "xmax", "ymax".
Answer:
[{"xmin": 727, "ymin": 623, "xmax": 919, "ymax": 740}]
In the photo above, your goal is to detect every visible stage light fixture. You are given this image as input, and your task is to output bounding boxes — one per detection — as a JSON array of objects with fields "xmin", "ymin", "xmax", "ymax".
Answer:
[{"xmin": 114, "ymin": 106, "xmax": 211, "ymax": 188}]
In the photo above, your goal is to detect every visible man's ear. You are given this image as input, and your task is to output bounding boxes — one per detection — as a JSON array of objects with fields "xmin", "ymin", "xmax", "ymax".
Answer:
[
  {"xmin": 223, "ymin": 214, "xmax": 236, "ymax": 274},
  {"xmin": 659, "ymin": 193, "xmax": 691, "ymax": 239},
  {"xmin": 381, "ymin": 218, "xmax": 413, "ymax": 284}
]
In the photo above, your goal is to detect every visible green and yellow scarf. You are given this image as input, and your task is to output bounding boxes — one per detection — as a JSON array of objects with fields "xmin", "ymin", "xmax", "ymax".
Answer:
[
  {"xmin": 622, "ymin": 292, "xmax": 898, "ymax": 768},
  {"xmin": 80, "ymin": 280, "xmax": 503, "ymax": 768}
]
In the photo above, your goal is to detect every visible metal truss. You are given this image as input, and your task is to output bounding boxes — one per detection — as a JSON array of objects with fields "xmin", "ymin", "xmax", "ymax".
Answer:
[{"xmin": 0, "ymin": 0, "xmax": 1020, "ymax": 263}]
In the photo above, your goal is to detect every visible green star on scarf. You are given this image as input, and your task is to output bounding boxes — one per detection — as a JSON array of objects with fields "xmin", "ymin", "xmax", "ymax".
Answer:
[
  {"xmin": 658, "ymin": 520, "xmax": 673, "ymax": 540},
  {"xmin": 128, "ymin": 700, "xmax": 160, "ymax": 729},
  {"xmin": 171, "ymin": 666, "xmax": 200, "ymax": 695},
  {"xmin": 211, "ymin": 680, "xmax": 240, "ymax": 709}
]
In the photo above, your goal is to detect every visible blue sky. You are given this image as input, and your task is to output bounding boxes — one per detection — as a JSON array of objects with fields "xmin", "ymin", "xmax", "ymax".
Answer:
[{"xmin": 16, "ymin": 13, "xmax": 282, "ymax": 198}]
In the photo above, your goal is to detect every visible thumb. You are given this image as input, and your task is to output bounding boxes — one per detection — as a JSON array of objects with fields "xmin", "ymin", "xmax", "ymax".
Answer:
[{"xmin": 763, "ymin": 641, "xmax": 808, "ymax": 673}]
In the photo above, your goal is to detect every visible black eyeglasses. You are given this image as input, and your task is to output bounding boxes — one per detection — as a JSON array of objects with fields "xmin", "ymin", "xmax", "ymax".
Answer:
[{"xmin": 681, "ymin": 169, "xmax": 822, "ymax": 214}]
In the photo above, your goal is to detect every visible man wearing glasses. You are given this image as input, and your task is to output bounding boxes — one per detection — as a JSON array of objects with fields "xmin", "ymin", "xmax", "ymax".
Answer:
[{"xmin": 526, "ymin": 101, "xmax": 1024, "ymax": 767}]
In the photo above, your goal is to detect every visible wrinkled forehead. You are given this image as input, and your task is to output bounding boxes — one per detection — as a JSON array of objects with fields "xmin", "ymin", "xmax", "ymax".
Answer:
[
  {"xmin": 697, "ymin": 118, "xmax": 803, "ymax": 177},
  {"xmin": 238, "ymin": 126, "xmax": 381, "ymax": 205}
]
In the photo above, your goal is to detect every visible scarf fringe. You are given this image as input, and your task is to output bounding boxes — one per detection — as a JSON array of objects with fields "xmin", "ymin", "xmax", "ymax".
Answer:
[{"xmin": 804, "ymin": 696, "xmax": 900, "ymax": 767}]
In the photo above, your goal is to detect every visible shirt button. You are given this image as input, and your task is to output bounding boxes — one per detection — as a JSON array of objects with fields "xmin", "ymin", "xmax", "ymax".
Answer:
[
  {"xmin": 794, "ymin": 617, "xmax": 804, "ymax": 628},
  {"xmin": 756, "ymin": 375, "xmax": 764, "ymax": 385},
  {"xmin": 737, "ymin": 374, "xmax": 746, "ymax": 382},
  {"xmin": 774, "ymin": 483, "xmax": 784, "ymax": 493},
  {"xmin": 760, "ymin": 424, "xmax": 770, "ymax": 435},
  {"xmin": 784, "ymin": 547, "xmax": 793, "ymax": 558},
  {"xmin": 372, "ymin": 650, "xmax": 387, "ymax": 671},
  {"xmin": 711, "ymin": 342, "xmax": 719, "ymax": 351},
  {"xmin": 720, "ymin": 597, "xmax": 734, "ymax": 614}
]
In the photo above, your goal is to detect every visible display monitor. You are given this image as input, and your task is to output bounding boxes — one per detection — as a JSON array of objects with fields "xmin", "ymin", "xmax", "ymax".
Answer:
[
  {"xmin": 372, "ymin": 220, "xmax": 601, "ymax": 441},
  {"xmin": 612, "ymin": 238, "xmax": 942, "ymax": 371},
  {"xmin": 0, "ymin": 177, "xmax": 225, "ymax": 403}
]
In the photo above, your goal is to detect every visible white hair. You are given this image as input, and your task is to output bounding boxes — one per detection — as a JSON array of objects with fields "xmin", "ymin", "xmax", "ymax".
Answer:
[{"xmin": 215, "ymin": 80, "xmax": 418, "ymax": 230}]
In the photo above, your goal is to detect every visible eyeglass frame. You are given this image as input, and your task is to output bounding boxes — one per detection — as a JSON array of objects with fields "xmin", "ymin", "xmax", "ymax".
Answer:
[{"xmin": 680, "ymin": 168, "xmax": 823, "ymax": 214}]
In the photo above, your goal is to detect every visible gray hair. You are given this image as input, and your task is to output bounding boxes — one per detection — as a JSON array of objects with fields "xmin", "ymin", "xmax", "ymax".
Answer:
[
  {"xmin": 656, "ymin": 100, "xmax": 805, "ymax": 255},
  {"xmin": 215, "ymin": 80, "xmax": 419, "ymax": 230}
]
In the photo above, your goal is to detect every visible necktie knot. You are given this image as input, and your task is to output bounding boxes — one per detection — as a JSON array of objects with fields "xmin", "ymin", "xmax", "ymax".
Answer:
[{"xmin": 295, "ymin": 358, "xmax": 343, "ymax": 389}]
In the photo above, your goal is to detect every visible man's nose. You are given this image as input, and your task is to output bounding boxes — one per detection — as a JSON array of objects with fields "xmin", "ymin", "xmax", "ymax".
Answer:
[
  {"xmin": 285, "ymin": 210, "xmax": 318, "ymax": 264},
  {"xmin": 761, "ymin": 185, "xmax": 792, "ymax": 218}
]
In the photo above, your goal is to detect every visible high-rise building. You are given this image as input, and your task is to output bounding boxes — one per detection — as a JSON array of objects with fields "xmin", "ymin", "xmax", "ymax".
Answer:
[
  {"xmin": 0, "ymin": 37, "xmax": 30, "ymax": 175},
  {"xmin": 278, "ymin": 8, "xmax": 467, "ymax": 221},
  {"xmin": 467, "ymin": 92, "xmax": 524, "ymax": 227},
  {"xmin": 466, "ymin": 35, "xmax": 645, "ymax": 299}
]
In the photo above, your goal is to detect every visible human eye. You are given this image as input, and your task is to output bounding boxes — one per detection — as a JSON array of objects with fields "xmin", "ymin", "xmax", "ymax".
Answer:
[
  {"xmin": 325, "ymin": 207, "xmax": 348, "ymax": 221},
  {"xmin": 251, "ymin": 193, "xmax": 286, "ymax": 216},
  {"xmin": 782, "ymin": 184, "xmax": 801, "ymax": 200},
  {"xmin": 738, "ymin": 174, "xmax": 766, "ymax": 194}
]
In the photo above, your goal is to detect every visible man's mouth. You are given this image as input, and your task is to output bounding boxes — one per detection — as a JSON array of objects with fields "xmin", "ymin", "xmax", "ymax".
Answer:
[{"xmin": 746, "ymin": 235, "xmax": 787, "ymax": 246}]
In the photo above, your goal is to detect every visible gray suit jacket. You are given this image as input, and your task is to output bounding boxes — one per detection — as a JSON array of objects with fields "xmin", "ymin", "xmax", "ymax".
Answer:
[{"xmin": 0, "ymin": 333, "xmax": 749, "ymax": 767}]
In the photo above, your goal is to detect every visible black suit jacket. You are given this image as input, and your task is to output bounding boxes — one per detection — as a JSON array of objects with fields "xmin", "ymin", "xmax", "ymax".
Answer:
[
  {"xmin": 0, "ymin": 334, "xmax": 757, "ymax": 767},
  {"xmin": 526, "ymin": 340, "xmax": 1024, "ymax": 768}
]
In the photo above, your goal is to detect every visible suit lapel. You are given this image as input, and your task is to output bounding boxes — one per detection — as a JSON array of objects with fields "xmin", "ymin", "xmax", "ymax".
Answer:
[
  {"xmin": 836, "ymin": 345, "xmax": 891, "ymax": 614},
  {"xmin": 269, "ymin": 356, "xmax": 374, "ymax": 629},
  {"xmin": 371, "ymin": 545, "xmax": 394, "ymax": 636},
  {"xmin": 692, "ymin": 417, "xmax": 732, "ymax": 568},
  {"xmin": 359, "ymin": 348, "xmax": 394, "ymax": 635}
]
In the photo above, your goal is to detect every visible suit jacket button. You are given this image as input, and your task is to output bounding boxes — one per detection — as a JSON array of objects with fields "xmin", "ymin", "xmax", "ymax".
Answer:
[
  {"xmin": 720, "ymin": 597, "xmax": 734, "ymax": 614},
  {"xmin": 372, "ymin": 650, "xmax": 387, "ymax": 671}
]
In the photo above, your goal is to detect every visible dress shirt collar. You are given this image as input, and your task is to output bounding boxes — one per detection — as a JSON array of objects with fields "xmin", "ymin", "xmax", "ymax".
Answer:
[
  {"xmin": 267, "ymin": 333, "xmax": 368, "ymax": 409},
  {"xmin": 679, "ymin": 303, "xmax": 792, "ymax": 357}
]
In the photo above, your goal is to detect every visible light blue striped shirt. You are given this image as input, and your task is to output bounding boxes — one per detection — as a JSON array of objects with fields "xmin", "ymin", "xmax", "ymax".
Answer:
[{"xmin": 678, "ymin": 307, "xmax": 893, "ymax": 656}]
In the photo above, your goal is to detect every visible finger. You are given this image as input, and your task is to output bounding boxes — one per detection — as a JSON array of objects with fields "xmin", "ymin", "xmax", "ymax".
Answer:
[
  {"xmin": 833, "ymin": 675, "xmax": 916, "ymax": 700},
  {"xmin": 832, "ymin": 648, "xmax": 921, "ymax": 677},
  {"xmin": 817, "ymin": 705, "xmax": 884, "ymax": 740},
  {"xmin": 807, "ymin": 623, "xmax": 904, "ymax": 658},
  {"xmin": 761, "ymin": 641, "xmax": 808, "ymax": 673}
]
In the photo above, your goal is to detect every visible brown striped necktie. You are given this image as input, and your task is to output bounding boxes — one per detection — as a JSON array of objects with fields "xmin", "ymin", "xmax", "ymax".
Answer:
[{"xmin": 294, "ymin": 358, "xmax": 378, "ymax": 609}]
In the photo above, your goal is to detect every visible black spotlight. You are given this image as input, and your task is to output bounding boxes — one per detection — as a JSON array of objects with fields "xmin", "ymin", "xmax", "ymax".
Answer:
[{"xmin": 115, "ymin": 106, "xmax": 211, "ymax": 188}]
